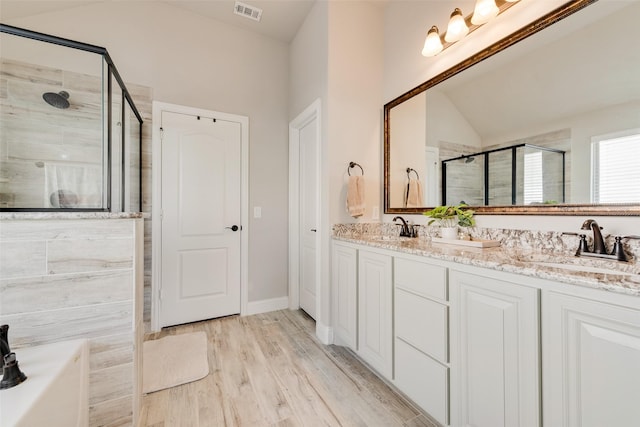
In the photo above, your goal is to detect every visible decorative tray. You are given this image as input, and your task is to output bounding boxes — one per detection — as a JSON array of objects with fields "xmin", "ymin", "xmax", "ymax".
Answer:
[{"xmin": 431, "ymin": 237, "xmax": 501, "ymax": 248}]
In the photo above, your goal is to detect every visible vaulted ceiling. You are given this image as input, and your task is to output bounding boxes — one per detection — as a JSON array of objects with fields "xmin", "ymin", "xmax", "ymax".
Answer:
[{"xmin": 0, "ymin": 0, "xmax": 316, "ymax": 43}]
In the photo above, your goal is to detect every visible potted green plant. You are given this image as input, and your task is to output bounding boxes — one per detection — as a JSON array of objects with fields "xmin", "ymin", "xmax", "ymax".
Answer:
[{"xmin": 423, "ymin": 203, "xmax": 475, "ymax": 239}]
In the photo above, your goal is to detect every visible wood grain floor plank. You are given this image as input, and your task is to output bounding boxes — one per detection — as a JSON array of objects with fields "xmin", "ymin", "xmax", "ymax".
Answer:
[{"xmin": 140, "ymin": 310, "xmax": 436, "ymax": 427}]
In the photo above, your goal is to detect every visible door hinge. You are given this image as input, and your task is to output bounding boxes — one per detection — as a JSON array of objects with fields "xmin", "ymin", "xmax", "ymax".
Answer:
[
  {"xmin": 159, "ymin": 209, "xmax": 164, "ymax": 220},
  {"xmin": 159, "ymin": 127, "xmax": 164, "ymax": 141}
]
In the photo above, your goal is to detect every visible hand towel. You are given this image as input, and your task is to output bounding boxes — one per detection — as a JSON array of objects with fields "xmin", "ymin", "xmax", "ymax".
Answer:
[
  {"xmin": 346, "ymin": 175, "xmax": 365, "ymax": 217},
  {"xmin": 405, "ymin": 178, "xmax": 424, "ymax": 208},
  {"xmin": 45, "ymin": 163, "xmax": 102, "ymax": 208}
]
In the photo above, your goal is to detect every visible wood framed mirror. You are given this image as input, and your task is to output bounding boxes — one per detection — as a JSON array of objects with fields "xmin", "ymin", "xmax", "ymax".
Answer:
[{"xmin": 384, "ymin": 0, "xmax": 640, "ymax": 216}]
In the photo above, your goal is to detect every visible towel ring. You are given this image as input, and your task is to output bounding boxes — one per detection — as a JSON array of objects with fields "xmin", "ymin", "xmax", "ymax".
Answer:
[
  {"xmin": 406, "ymin": 167, "xmax": 419, "ymax": 180},
  {"xmin": 348, "ymin": 161, "xmax": 364, "ymax": 176}
]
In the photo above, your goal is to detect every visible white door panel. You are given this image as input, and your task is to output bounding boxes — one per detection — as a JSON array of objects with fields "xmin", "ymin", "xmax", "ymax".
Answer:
[
  {"xmin": 160, "ymin": 111, "xmax": 241, "ymax": 327},
  {"xmin": 299, "ymin": 117, "xmax": 318, "ymax": 319}
]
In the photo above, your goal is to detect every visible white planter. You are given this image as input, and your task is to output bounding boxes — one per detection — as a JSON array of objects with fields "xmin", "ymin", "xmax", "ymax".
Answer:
[{"xmin": 441, "ymin": 227, "xmax": 458, "ymax": 240}]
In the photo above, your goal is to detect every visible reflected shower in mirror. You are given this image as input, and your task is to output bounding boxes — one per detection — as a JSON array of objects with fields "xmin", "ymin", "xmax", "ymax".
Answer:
[
  {"xmin": 443, "ymin": 144, "xmax": 565, "ymax": 206},
  {"xmin": 384, "ymin": 0, "xmax": 640, "ymax": 215}
]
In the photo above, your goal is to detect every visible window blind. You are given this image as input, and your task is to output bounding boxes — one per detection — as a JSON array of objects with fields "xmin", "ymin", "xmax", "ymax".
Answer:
[
  {"xmin": 524, "ymin": 151, "xmax": 543, "ymax": 205},
  {"xmin": 592, "ymin": 133, "xmax": 640, "ymax": 203}
]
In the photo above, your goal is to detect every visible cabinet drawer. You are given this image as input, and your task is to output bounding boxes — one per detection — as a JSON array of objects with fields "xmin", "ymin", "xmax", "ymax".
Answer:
[
  {"xmin": 395, "ymin": 338, "xmax": 449, "ymax": 426},
  {"xmin": 394, "ymin": 257, "xmax": 447, "ymax": 301},
  {"xmin": 395, "ymin": 288, "xmax": 448, "ymax": 362}
]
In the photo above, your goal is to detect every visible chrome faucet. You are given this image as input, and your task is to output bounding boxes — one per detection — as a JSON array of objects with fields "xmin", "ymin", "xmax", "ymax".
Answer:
[{"xmin": 581, "ymin": 219, "xmax": 607, "ymax": 254}]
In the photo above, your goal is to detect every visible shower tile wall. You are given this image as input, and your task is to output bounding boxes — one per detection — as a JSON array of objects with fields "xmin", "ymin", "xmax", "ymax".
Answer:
[
  {"xmin": 438, "ymin": 140, "xmax": 484, "ymax": 205},
  {"xmin": 125, "ymin": 83, "xmax": 153, "ymax": 331},
  {"xmin": 485, "ymin": 128, "xmax": 571, "ymax": 204},
  {"xmin": 0, "ymin": 218, "xmax": 144, "ymax": 426},
  {"xmin": 0, "ymin": 57, "xmax": 155, "ymax": 330},
  {"xmin": 0, "ymin": 58, "xmax": 103, "ymax": 208}
]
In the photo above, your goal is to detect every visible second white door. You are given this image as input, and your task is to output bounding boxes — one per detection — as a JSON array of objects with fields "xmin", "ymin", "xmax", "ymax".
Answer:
[
  {"xmin": 160, "ymin": 111, "xmax": 242, "ymax": 328},
  {"xmin": 299, "ymin": 116, "xmax": 318, "ymax": 319}
]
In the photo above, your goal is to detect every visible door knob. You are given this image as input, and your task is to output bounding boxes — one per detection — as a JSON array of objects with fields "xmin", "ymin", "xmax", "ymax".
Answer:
[
  {"xmin": 225, "ymin": 225, "xmax": 240, "ymax": 232},
  {"xmin": 311, "ymin": 229, "xmax": 317, "ymax": 232}
]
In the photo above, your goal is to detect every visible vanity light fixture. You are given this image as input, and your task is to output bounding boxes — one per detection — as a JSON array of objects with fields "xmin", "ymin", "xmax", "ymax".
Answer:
[
  {"xmin": 422, "ymin": 26, "xmax": 444, "ymax": 57},
  {"xmin": 471, "ymin": 0, "xmax": 499, "ymax": 25},
  {"xmin": 421, "ymin": 0, "xmax": 522, "ymax": 57},
  {"xmin": 445, "ymin": 8, "xmax": 469, "ymax": 42}
]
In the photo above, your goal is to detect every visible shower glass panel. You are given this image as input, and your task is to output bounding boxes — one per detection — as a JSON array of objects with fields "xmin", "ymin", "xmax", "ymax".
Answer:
[
  {"xmin": 0, "ymin": 24, "xmax": 143, "ymax": 212},
  {"xmin": 442, "ymin": 156, "xmax": 485, "ymax": 206},
  {"xmin": 111, "ymin": 73, "xmax": 123, "ymax": 212},
  {"xmin": 488, "ymin": 149, "xmax": 513, "ymax": 205}
]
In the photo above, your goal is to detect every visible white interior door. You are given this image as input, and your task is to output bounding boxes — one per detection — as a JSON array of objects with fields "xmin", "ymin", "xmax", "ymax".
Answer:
[
  {"xmin": 299, "ymin": 116, "xmax": 318, "ymax": 319},
  {"xmin": 425, "ymin": 146, "xmax": 439, "ymax": 206},
  {"xmin": 160, "ymin": 111, "xmax": 241, "ymax": 327}
]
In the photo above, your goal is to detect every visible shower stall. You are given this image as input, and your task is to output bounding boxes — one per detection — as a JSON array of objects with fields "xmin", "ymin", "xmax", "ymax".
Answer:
[
  {"xmin": 442, "ymin": 143, "xmax": 566, "ymax": 206},
  {"xmin": 0, "ymin": 24, "xmax": 142, "ymax": 212}
]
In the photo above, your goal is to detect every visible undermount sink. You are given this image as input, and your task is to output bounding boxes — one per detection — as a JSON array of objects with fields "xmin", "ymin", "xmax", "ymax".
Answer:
[
  {"xmin": 531, "ymin": 261, "xmax": 637, "ymax": 277},
  {"xmin": 368, "ymin": 235, "xmax": 411, "ymax": 241}
]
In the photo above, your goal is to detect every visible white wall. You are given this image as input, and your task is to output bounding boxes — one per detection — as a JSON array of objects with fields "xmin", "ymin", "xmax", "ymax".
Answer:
[
  {"xmin": 328, "ymin": 0, "xmax": 384, "ymax": 225},
  {"xmin": 289, "ymin": 0, "xmax": 330, "ymax": 333},
  {"xmin": 381, "ymin": 0, "xmax": 640, "ymax": 232},
  {"xmin": 5, "ymin": 1, "xmax": 290, "ymax": 303},
  {"xmin": 289, "ymin": 0, "xmax": 384, "ymax": 334}
]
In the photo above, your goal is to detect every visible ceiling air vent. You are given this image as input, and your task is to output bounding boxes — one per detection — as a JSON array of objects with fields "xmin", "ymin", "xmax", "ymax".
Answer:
[{"xmin": 234, "ymin": 1, "xmax": 263, "ymax": 22}]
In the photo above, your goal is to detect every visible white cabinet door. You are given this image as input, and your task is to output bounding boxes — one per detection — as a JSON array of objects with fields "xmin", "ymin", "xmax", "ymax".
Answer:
[
  {"xmin": 332, "ymin": 242, "xmax": 358, "ymax": 350},
  {"xmin": 358, "ymin": 250, "xmax": 393, "ymax": 379},
  {"xmin": 543, "ymin": 291, "xmax": 640, "ymax": 427},
  {"xmin": 450, "ymin": 270, "xmax": 540, "ymax": 427}
]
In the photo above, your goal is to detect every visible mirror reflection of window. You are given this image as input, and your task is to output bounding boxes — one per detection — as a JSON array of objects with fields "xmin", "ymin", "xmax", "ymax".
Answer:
[
  {"xmin": 591, "ymin": 130, "xmax": 640, "ymax": 203},
  {"xmin": 524, "ymin": 151, "xmax": 543, "ymax": 205}
]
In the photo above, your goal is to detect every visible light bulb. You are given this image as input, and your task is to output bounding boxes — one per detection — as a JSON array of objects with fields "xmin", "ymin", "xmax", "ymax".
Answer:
[
  {"xmin": 471, "ymin": 0, "xmax": 499, "ymax": 25},
  {"xmin": 445, "ymin": 8, "xmax": 469, "ymax": 43},
  {"xmin": 422, "ymin": 26, "xmax": 443, "ymax": 57}
]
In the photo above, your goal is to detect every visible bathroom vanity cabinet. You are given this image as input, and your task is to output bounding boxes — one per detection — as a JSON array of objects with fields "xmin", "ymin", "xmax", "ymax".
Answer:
[
  {"xmin": 394, "ymin": 255, "xmax": 449, "ymax": 426},
  {"xmin": 357, "ymin": 249, "xmax": 393, "ymax": 379},
  {"xmin": 332, "ymin": 242, "xmax": 358, "ymax": 350},
  {"xmin": 542, "ymin": 291, "xmax": 640, "ymax": 426},
  {"xmin": 449, "ymin": 270, "xmax": 540, "ymax": 427},
  {"xmin": 331, "ymin": 238, "xmax": 640, "ymax": 427}
]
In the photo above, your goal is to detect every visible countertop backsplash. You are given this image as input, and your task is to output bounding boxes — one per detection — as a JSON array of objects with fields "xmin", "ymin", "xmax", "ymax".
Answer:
[{"xmin": 332, "ymin": 222, "xmax": 640, "ymax": 263}]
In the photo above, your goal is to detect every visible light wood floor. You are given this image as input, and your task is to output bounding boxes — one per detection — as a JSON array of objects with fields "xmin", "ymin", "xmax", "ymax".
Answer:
[{"xmin": 139, "ymin": 309, "xmax": 440, "ymax": 427}]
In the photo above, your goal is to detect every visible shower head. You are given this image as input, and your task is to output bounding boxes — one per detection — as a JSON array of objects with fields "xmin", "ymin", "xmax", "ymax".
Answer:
[
  {"xmin": 464, "ymin": 156, "xmax": 475, "ymax": 163},
  {"xmin": 42, "ymin": 91, "xmax": 70, "ymax": 109}
]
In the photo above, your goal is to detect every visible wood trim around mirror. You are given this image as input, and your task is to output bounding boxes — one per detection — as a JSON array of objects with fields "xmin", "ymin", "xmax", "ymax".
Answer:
[{"xmin": 383, "ymin": 0, "xmax": 640, "ymax": 216}]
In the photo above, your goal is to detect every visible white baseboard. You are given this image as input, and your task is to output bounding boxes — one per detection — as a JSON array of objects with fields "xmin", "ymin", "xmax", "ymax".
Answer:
[
  {"xmin": 245, "ymin": 296, "xmax": 290, "ymax": 316},
  {"xmin": 315, "ymin": 321, "xmax": 334, "ymax": 345}
]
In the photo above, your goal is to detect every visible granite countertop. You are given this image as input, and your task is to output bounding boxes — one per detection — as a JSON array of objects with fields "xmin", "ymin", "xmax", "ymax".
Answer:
[
  {"xmin": 333, "ymin": 234, "xmax": 640, "ymax": 297},
  {"xmin": 0, "ymin": 212, "xmax": 149, "ymax": 220}
]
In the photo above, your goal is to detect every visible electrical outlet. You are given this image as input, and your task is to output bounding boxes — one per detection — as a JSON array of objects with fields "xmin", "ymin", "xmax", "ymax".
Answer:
[{"xmin": 372, "ymin": 206, "xmax": 380, "ymax": 220}]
